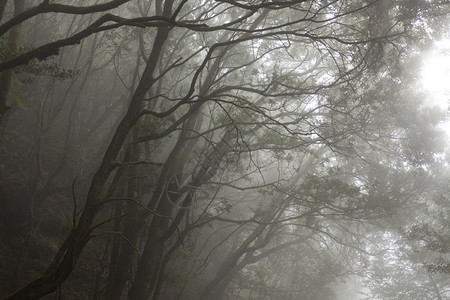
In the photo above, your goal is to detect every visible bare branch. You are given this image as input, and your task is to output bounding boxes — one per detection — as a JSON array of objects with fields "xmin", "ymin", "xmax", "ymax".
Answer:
[{"xmin": 112, "ymin": 160, "xmax": 164, "ymax": 167}]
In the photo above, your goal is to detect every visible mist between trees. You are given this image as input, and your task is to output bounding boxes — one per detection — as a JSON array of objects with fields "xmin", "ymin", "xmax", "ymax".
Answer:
[{"xmin": 1, "ymin": 1, "xmax": 450, "ymax": 299}]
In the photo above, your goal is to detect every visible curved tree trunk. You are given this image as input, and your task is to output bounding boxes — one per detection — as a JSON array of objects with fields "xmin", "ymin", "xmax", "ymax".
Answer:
[{"xmin": 3, "ymin": 6, "xmax": 171, "ymax": 298}]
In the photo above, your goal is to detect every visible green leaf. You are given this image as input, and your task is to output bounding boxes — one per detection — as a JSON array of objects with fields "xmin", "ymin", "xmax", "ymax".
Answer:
[{"xmin": 11, "ymin": 93, "xmax": 25, "ymax": 109}]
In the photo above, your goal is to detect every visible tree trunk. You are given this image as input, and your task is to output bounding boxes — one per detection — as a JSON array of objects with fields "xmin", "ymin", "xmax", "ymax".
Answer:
[
  {"xmin": 0, "ymin": 0, "xmax": 24, "ymax": 124},
  {"xmin": 3, "ymin": 12, "xmax": 169, "ymax": 300},
  {"xmin": 0, "ymin": 0, "xmax": 7, "ymax": 22},
  {"xmin": 104, "ymin": 190, "xmax": 145, "ymax": 300},
  {"xmin": 104, "ymin": 129, "xmax": 149, "ymax": 300}
]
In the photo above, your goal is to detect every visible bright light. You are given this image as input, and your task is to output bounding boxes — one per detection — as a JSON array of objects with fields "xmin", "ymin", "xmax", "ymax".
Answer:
[
  {"xmin": 421, "ymin": 40, "xmax": 450, "ymax": 110},
  {"xmin": 420, "ymin": 39, "xmax": 450, "ymax": 140}
]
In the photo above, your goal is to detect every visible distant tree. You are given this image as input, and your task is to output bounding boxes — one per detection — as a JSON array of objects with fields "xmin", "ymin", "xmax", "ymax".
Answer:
[{"xmin": 1, "ymin": 0, "xmax": 449, "ymax": 299}]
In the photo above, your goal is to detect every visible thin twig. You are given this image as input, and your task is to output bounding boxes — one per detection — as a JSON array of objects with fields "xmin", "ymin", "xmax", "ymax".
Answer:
[{"xmin": 112, "ymin": 160, "xmax": 164, "ymax": 167}]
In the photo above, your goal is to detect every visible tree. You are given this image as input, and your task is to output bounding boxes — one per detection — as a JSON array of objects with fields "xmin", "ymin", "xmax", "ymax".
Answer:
[{"xmin": 1, "ymin": 0, "xmax": 449, "ymax": 299}]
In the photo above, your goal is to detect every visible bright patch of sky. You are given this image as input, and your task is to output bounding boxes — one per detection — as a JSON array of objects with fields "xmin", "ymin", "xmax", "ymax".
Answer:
[
  {"xmin": 420, "ymin": 39, "xmax": 450, "ymax": 138},
  {"xmin": 421, "ymin": 39, "xmax": 450, "ymax": 109}
]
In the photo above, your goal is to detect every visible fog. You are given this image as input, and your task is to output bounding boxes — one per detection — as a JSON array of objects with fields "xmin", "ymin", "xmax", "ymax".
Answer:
[{"xmin": 1, "ymin": 1, "xmax": 450, "ymax": 299}]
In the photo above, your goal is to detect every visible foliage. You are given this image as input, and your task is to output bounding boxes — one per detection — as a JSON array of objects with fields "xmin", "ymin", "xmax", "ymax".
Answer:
[
  {"xmin": 1, "ymin": 1, "xmax": 450, "ymax": 300},
  {"xmin": 0, "ymin": 43, "xmax": 79, "ymax": 84}
]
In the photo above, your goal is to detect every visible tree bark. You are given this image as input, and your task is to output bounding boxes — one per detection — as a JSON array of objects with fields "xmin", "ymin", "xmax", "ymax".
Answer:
[
  {"xmin": 0, "ymin": 0, "xmax": 7, "ymax": 22},
  {"xmin": 3, "ymin": 4, "xmax": 170, "ymax": 297},
  {"xmin": 104, "ymin": 129, "xmax": 148, "ymax": 300},
  {"xmin": 0, "ymin": 0, "xmax": 24, "ymax": 124}
]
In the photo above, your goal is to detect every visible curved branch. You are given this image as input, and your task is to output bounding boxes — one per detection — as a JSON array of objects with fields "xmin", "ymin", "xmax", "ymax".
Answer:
[
  {"xmin": 0, "ymin": 14, "xmax": 173, "ymax": 72},
  {"xmin": 0, "ymin": 0, "xmax": 131, "ymax": 37}
]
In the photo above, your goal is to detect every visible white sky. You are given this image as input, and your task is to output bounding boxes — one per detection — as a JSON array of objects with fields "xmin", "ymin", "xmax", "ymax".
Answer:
[
  {"xmin": 334, "ymin": 40, "xmax": 450, "ymax": 300},
  {"xmin": 421, "ymin": 40, "xmax": 450, "ymax": 107},
  {"xmin": 420, "ymin": 39, "xmax": 450, "ymax": 138}
]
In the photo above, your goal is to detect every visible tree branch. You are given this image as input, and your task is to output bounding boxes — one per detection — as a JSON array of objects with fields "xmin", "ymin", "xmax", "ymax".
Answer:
[{"xmin": 0, "ymin": 0, "xmax": 131, "ymax": 37}]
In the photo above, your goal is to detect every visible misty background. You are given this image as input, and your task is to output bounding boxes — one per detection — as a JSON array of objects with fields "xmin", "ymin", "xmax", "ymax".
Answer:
[{"xmin": 1, "ymin": 1, "xmax": 450, "ymax": 299}]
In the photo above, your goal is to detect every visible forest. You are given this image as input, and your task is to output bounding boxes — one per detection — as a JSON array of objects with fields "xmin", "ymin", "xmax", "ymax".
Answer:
[{"xmin": 1, "ymin": 0, "xmax": 450, "ymax": 299}]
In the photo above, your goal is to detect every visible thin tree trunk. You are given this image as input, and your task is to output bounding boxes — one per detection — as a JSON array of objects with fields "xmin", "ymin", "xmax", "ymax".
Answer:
[
  {"xmin": 0, "ymin": 0, "xmax": 24, "ymax": 124},
  {"xmin": 0, "ymin": 0, "xmax": 7, "ymax": 22},
  {"xmin": 104, "ymin": 131, "xmax": 148, "ymax": 300},
  {"xmin": 104, "ymin": 202, "xmax": 122, "ymax": 297},
  {"xmin": 104, "ymin": 187, "xmax": 144, "ymax": 300}
]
